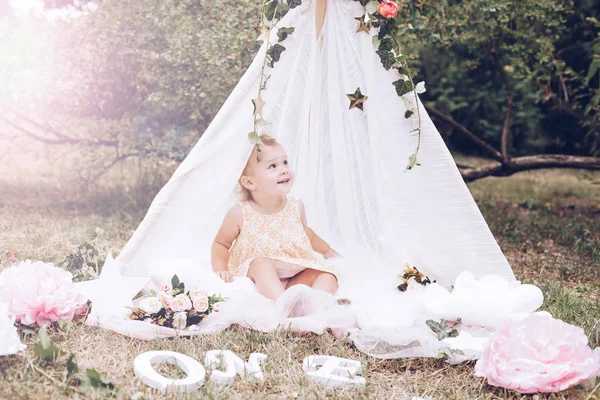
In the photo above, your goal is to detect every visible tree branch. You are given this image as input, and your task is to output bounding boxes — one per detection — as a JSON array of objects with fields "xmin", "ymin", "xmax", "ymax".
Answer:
[
  {"xmin": 425, "ymin": 105, "xmax": 504, "ymax": 162},
  {"xmin": 459, "ymin": 154, "xmax": 600, "ymax": 182},
  {"xmin": 0, "ymin": 114, "xmax": 65, "ymax": 145},
  {"xmin": 490, "ymin": 47, "xmax": 513, "ymax": 163},
  {"xmin": 0, "ymin": 107, "xmax": 119, "ymax": 147}
]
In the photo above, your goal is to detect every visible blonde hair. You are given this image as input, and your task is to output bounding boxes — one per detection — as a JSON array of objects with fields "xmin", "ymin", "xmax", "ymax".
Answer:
[{"xmin": 237, "ymin": 134, "xmax": 279, "ymax": 201}]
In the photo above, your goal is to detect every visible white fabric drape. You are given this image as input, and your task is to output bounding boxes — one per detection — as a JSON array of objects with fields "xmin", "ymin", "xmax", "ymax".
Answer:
[
  {"xmin": 105, "ymin": 0, "xmax": 530, "ymax": 358},
  {"xmin": 116, "ymin": 0, "xmax": 513, "ymax": 284}
]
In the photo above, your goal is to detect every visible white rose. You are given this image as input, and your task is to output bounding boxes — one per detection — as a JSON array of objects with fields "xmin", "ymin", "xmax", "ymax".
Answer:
[
  {"xmin": 189, "ymin": 288, "xmax": 207, "ymax": 302},
  {"xmin": 172, "ymin": 312, "xmax": 187, "ymax": 330},
  {"xmin": 169, "ymin": 294, "xmax": 192, "ymax": 312},
  {"xmin": 157, "ymin": 291, "xmax": 173, "ymax": 308},
  {"xmin": 139, "ymin": 297, "xmax": 162, "ymax": 314},
  {"xmin": 193, "ymin": 295, "xmax": 209, "ymax": 313}
]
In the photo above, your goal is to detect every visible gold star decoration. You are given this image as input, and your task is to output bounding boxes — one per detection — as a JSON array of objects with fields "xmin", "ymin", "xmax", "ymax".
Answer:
[
  {"xmin": 252, "ymin": 92, "xmax": 266, "ymax": 117},
  {"xmin": 346, "ymin": 87, "xmax": 368, "ymax": 111},
  {"xmin": 354, "ymin": 12, "xmax": 372, "ymax": 34}
]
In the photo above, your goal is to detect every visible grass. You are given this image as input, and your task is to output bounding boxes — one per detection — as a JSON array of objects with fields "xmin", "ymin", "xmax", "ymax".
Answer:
[{"xmin": 1, "ymin": 161, "xmax": 600, "ymax": 399}]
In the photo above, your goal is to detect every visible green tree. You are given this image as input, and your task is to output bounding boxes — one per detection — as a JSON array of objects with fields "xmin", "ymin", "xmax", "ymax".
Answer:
[{"xmin": 395, "ymin": 0, "xmax": 600, "ymax": 179}]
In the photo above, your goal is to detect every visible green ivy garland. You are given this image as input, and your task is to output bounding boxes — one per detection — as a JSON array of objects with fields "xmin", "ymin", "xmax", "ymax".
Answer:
[{"xmin": 249, "ymin": 0, "xmax": 425, "ymax": 170}]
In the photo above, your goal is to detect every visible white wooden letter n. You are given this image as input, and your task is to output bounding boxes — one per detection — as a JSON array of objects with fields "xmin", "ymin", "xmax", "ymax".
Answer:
[{"xmin": 204, "ymin": 350, "xmax": 267, "ymax": 385}]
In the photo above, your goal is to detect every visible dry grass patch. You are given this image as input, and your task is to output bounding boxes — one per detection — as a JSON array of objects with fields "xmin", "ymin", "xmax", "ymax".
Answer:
[{"xmin": 1, "ymin": 163, "xmax": 600, "ymax": 399}]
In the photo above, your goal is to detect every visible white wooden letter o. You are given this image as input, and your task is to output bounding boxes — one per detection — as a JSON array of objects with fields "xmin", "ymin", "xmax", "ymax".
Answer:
[{"xmin": 134, "ymin": 351, "xmax": 206, "ymax": 393}]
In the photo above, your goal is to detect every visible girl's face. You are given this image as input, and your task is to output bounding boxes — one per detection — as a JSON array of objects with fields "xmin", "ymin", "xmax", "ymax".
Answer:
[{"xmin": 242, "ymin": 144, "xmax": 294, "ymax": 197}]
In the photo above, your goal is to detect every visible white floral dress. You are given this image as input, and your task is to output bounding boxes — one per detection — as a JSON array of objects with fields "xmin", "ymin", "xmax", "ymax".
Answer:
[{"xmin": 227, "ymin": 196, "xmax": 338, "ymax": 279}]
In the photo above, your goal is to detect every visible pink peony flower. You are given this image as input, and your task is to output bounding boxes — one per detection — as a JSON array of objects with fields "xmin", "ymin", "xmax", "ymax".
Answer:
[
  {"xmin": 0, "ymin": 260, "xmax": 87, "ymax": 327},
  {"xmin": 378, "ymin": 1, "xmax": 399, "ymax": 19},
  {"xmin": 169, "ymin": 294, "xmax": 192, "ymax": 312},
  {"xmin": 475, "ymin": 312, "xmax": 600, "ymax": 393}
]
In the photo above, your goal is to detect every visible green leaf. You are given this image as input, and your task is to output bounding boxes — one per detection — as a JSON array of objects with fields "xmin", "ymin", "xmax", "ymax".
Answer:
[
  {"xmin": 377, "ymin": 18, "xmax": 396, "ymax": 39},
  {"xmin": 277, "ymin": 27, "xmax": 295, "ymax": 42},
  {"xmin": 426, "ymin": 319, "xmax": 450, "ymax": 340},
  {"xmin": 73, "ymin": 368, "xmax": 117, "ymax": 397},
  {"xmin": 586, "ymin": 59, "xmax": 600, "ymax": 84},
  {"xmin": 378, "ymin": 37, "xmax": 394, "ymax": 52},
  {"xmin": 86, "ymin": 368, "xmax": 113, "ymax": 386},
  {"xmin": 447, "ymin": 329, "xmax": 459, "ymax": 338},
  {"xmin": 406, "ymin": 153, "xmax": 421, "ymax": 170},
  {"xmin": 33, "ymin": 328, "xmax": 64, "ymax": 363},
  {"xmin": 366, "ymin": 0, "xmax": 379, "ymax": 14},
  {"xmin": 58, "ymin": 320, "xmax": 73, "ymax": 333},
  {"xmin": 66, "ymin": 353, "xmax": 79, "ymax": 380},
  {"xmin": 404, "ymin": 109, "xmax": 414, "ymax": 119},
  {"xmin": 287, "ymin": 0, "xmax": 302, "ymax": 8},
  {"xmin": 267, "ymin": 44, "xmax": 286, "ymax": 68},
  {"xmin": 248, "ymin": 131, "xmax": 262, "ymax": 145},
  {"xmin": 171, "ymin": 275, "xmax": 180, "ymax": 289},
  {"xmin": 255, "ymin": 118, "xmax": 269, "ymax": 128},
  {"xmin": 426, "ymin": 319, "xmax": 448, "ymax": 340},
  {"xmin": 376, "ymin": 50, "xmax": 396, "ymax": 70},
  {"xmin": 392, "ymin": 79, "xmax": 415, "ymax": 97}
]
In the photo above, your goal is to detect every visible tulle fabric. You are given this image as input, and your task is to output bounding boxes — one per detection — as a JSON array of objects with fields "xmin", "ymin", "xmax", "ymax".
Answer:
[{"xmin": 105, "ymin": 0, "xmax": 527, "ymax": 357}]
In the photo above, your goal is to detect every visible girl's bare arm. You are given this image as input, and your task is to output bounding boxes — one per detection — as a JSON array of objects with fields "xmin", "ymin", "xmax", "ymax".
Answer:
[
  {"xmin": 211, "ymin": 204, "xmax": 242, "ymax": 281},
  {"xmin": 297, "ymin": 199, "xmax": 338, "ymax": 258}
]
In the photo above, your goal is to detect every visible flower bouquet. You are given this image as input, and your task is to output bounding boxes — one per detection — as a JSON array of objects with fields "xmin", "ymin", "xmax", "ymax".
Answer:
[
  {"xmin": 129, "ymin": 275, "xmax": 225, "ymax": 330},
  {"xmin": 397, "ymin": 263, "xmax": 435, "ymax": 292}
]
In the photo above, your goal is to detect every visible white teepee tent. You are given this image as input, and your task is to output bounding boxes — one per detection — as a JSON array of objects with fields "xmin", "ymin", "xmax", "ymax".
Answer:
[
  {"xmin": 116, "ymin": 0, "xmax": 514, "ymax": 284},
  {"xmin": 100, "ymin": 0, "xmax": 537, "ymax": 357}
]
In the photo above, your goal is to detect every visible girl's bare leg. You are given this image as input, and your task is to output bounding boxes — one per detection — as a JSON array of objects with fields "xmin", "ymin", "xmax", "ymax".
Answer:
[
  {"xmin": 286, "ymin": 268, "xmax": 338, "ymax": 295},
  {"xmin": 247, "ymin": 257, "xmax": 285, "ymax": 301}
]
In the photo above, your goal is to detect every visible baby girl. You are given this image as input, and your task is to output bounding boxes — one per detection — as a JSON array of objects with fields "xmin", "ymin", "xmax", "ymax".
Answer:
[{"xmin": 211, "ymin": 134, "xmax": 339, "ymax": 301}]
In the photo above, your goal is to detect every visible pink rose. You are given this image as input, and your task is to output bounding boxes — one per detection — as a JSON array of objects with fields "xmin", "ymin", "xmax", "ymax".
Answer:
[
  {"xmin": 193, "ymin": 295, "xmax": 209, "ymax": 313},
  {"xmin": 189, "ymin": 288, "xmax": 207, "ymax": 302},
  {"xmin": 212, "ymin": 302, "xmax": 222, "ymax": 312},
  {"xmin": 378, "ymin": 1, "xmax": 399, "ymax": 19},
  {"xmin": 169, "ymin": 294, "xmax": 192, "ymax": 312},
  {"xmin": 475, "ymin": 312, "xmax": 600, "ymax": 393},
  {"xmin": 160, "ymin": 283, "xmax": 172, "ymax": 292}
]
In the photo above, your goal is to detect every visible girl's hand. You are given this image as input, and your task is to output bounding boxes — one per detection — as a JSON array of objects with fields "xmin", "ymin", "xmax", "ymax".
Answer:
[
  {"xmin": 215, "ymin": 270, "xmax": 233, "ymax": 283},
  {"xmin": 324, "ymin": 248, "xmax": 339, "ymax": 259}
]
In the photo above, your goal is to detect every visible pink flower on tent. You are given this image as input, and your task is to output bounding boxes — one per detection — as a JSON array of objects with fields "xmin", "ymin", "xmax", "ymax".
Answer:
[
  {"xmin": 0, "ymin": 260, "xmax": 87, "ymax": 327},
  {"xmin": 475, "ymin": 312, "xmax": 600, "ymax": 393},
  {"xmin": 378, "ymin": 1, "xmax": 399, "ymax": 19}
]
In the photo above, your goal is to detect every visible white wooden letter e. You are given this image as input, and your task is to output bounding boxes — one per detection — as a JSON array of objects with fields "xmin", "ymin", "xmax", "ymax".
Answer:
[{"xmin": 302, "ymin": 355, "xmax": 366, "ymax": 388}]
